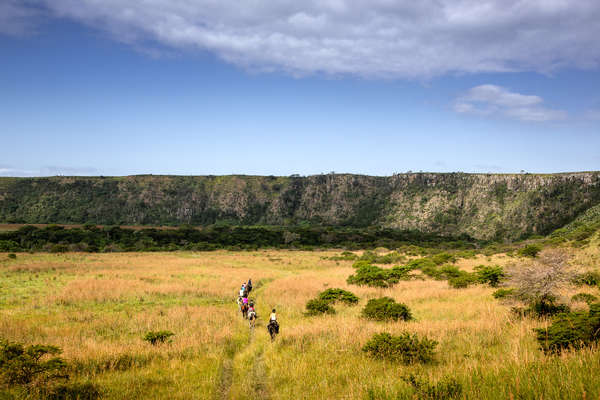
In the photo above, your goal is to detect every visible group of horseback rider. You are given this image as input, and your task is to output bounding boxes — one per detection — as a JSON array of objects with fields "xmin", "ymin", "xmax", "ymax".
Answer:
[{"xmin": 237, "ymin": 279, "xmax": 279, "ymax": 339}]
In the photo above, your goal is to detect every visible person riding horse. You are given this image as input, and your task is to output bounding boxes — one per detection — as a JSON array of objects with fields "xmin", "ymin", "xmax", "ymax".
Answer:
[
  {"xmin": 267, "ymin": 308, "xmax": 279, "ymax": 340},
  {"xmin": 247, "ymin": 303, "xmax": 257, "ymax": 328}
]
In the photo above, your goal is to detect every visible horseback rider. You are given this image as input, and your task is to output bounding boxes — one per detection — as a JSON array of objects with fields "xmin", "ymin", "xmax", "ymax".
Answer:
[
  {"xmin": 247, "ymin": 278, "xmax": 253, "ymax": 293},
  {"xmin": 267, "ymin": 308, "xmax": 279, "ymax": 339},
  {"xmin": 239, "ymin": 283, "xmax": 246, "ymax": 298}
]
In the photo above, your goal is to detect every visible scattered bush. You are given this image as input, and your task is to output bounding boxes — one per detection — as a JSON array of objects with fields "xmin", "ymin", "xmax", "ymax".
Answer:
[
  {"xmin": 7, "ymin": 253, "xmax": 16, "ymax": 259},
  {"xmin": 517, "ymin": 244, "xmax": 542, "ymax": 258},
  {"xmin": 406, "ymin": 258, "xmax": 437, "ymax": 270},
  {"xmin": 571, "ymin": 271, "xmax": 600, "ymax": 287},
  {"xmin": 362, "ymin": 297, "xmax": 412, "ymax": 321},
  {"xmin": 347, "ymin": 264, "xmax": 392, "ymax": 287},
  {"xmin": 492, "ymin": 288, "xmax": 515, "ymax": 299},
  {"xmin": 318, "ymin": 288, "xmax": 359, "ymax": 305},
  {"xmin": 571, "ymin": 293, "xmax": 598, "ymax": 304},
  {"xmin": 402, "ymin": 375, "xmax": 463, "ymax": 400},
  {"xmin": 362, "ymin": 332, "xmax": 437, "ymax": 364},
  {"xmin": 142, "ymin": 331, "xmax": 174, "ymax": 345},
  {"xmin": 474, "ymin": 265, "xmax": 506, "ymax": 287},
  {"xmin": 534, "ymin": 304, "xmax": 600, "ymax": 354},
  {"xmin": 528, "ymin": 297, "xmax": 570, "ymax": 317},
  {"xmin": 431, "ymin": 252, "xmax": 456, "ymax": 265},
  {"xmin": 351, "ymin": 260, "xmax": 373, "ymax": 269},
  {"xmin": 438, "ymin": 265, "xmax": 463, "ymax": 279},
  {"xmin": 447, "ymin": 273, "xmax": 477, "ymax": 289},
  {"xmin": 305, "ymin": 299, "xmax": 336, "ymax": 315}
]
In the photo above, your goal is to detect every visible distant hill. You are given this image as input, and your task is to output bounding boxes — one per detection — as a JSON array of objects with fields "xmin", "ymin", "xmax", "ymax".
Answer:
[{"xmin": 1, "ymin": 172, "xmax": 600, "ymax": 240}]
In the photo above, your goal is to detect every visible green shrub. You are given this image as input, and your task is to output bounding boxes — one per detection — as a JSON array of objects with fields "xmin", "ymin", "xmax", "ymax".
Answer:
[
  {"xmin": 305, "ymin": 299, "xmax": 336, "ymax": 315},
  {"xmin": 351, "ymin": 260, "xmax": 373, "ymax": 269},
  {"xmin": 534, "ymin": 304, "xmax": 600, "ymax": 354},
  {"xmin": 347, "ymin": 264, "xmax": 391, "ymax": 287},
  {"xmin": 406, "ymin": 258, "xmax": 437, "ymax": 270},
  {"xmin": 402, "ymin": 375, "xmax": 463, "ymax": 400},
  {"xmin": 571, "ymin": 293, "xmax": 598, "ymax": 304},
  {"xmin": 528, "ymin": 297, "xmax": 570, "ymax": 318},
  {"xmin": 572, "ymin": 271, "xmax": 600, "ymax": 287},
  {"xmin": 438, "ymin": 265, "xmax": 462, "ymax": 279},
  {"xmin": 431, "ymin": 253, "xmax": 456, "ymax": 265},
  {"xmin": 318, "ymin": 288, "xmax": 359, "ymax": 305},
  {"xmin": 518, "ymin": 244, "xmax": 542, "ymax": 258},
  {"xmin": 0, "ymin": 339, "xmax": 68, "ymax": 386},
  {"xmin": 387, "ymin": 265, "xmax": 413, "ymax": 280},
  {"xmin": 421, "ymin": 265, "xmax": 441, "ymax": 279},
  {"xmin": 142, "ymin": 331, "xmax": 174, "ymax": 345},
  {"xmin": 447, "ymin": 273, "xmax": 476, "ymax": 289},
  {"xmin": 362, "ymin": 297, "xmax": 412, "ymax": 321},
  {"xmin": 492, "ymin": 288, "xmax": 515, "ymax": 299},
  {"xmin": 474, "ymin": 265, "xmax": 506, "ymax": 287},
  {"xmin": 45, "ymin": 382, "xmax": 101, "ymax": 400},
  {"xmin": 362, "ymin": 332, "xmax": 437, "ymax": 364},
  {"xmin": 7, "ymin": 253, "xmax": 16, "ymax": 259}
]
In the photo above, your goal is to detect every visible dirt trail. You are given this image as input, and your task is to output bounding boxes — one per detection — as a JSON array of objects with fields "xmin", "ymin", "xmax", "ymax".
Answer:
[{"xmin": 215, "ymin": 277, "xmax": 274, "ymax": 400}]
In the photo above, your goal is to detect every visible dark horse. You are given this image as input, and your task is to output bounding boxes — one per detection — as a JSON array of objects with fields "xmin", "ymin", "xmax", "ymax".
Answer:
[
  {"xmin": 267, "ymin": 320, "xmax": 279, "ymax": 341},
  {"xmin": 241, "ymin": 303, "xmax": 249, "ymax": 319}
]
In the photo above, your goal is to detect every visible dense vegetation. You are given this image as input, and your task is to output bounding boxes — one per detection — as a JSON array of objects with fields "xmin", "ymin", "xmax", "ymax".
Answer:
[
  {"xmin": 0, "ymin": 224, "xmax": 480, "ymax": 253},
  {"xmin": 2, "ymin": 172, "xmax": 600, "ymax": 240}
]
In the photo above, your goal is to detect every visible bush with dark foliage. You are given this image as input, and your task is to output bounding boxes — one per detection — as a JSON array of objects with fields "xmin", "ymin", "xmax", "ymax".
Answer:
[
  {"xmin": 318, "ymin": 288, "xmax": 359, "ymax": 305},
  {"xmin": 305, "ymin": 299, "xmax": 336, "ymax": 315},
  {"xmin": 143, "ymin": 331, "xmax": 174, "ymax": 345},
  {"xmin": 534, "ymin": 303, "xmax": 600, "ymax": 354},
  {"xmin": 362, "ymin": 297, "xmax": 412, "ymax": 321},
  {"xmin": 362, "ymin": 332, "xmax": 437, "ymax": 364}
]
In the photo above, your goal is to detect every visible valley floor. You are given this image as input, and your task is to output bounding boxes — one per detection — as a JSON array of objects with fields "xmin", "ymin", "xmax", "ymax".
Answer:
[{"xmin": 1, "ymin": 249, "xmax": 599, "ymax": 399}]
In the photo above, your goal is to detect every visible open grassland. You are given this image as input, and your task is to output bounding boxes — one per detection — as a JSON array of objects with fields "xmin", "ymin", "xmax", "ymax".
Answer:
[{"xmin": 1, "ymin": 245, "xmax": 599, "ymax": 399}]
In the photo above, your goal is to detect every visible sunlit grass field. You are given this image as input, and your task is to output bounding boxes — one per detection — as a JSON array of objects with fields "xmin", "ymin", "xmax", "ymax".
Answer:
[{"xmin": 1, "ymin": 248, "xmax": 599, "ymax": 399}]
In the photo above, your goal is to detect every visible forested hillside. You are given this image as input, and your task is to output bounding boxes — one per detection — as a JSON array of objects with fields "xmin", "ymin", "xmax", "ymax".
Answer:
[{"xmin": 1, "ymin": 172, "xmax": 600, "ymax": 240}]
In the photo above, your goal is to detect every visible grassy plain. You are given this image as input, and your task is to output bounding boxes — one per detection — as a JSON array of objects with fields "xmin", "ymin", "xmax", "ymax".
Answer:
[{"xmin": 1, "ymin": 245, "xmax": 599, "ymax": 399}]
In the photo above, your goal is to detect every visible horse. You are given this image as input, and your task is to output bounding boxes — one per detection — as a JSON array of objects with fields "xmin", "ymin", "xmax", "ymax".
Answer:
[
  {"xmin": 267, "ymin": 320, "xmax": 279, "ymax": 341},
  {"xmin": 241, "ymin": 303, "xmax": 249, "ymax": 319},
  {"xmin": 248, "ymin": 309, "xmax": 257, "ymax": 328}
]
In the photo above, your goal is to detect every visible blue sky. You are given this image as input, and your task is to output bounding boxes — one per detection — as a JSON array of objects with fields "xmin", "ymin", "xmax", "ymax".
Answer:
[{"xmin": 1, "ymin": 1, "xmax": 599, "ymax": 176}]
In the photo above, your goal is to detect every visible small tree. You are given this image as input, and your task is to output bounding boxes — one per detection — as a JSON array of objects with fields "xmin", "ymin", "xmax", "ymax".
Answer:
[
  {"xmin": 474, "ymin": 265, "xmax": 506, "ymax": 287},
  {"xmin": 507, "ymin": 249, "xmax": 574, "ymax": 317},
  {"xmin": 0, "ymin": 339, "xmax": 68, "ymax": 387}
]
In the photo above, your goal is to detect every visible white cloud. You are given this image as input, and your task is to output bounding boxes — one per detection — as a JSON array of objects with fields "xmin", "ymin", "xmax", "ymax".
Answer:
[
  {"xmin": 0, "ymin": 1, "xmax": 40, "ymax": 36},
  {"xmin": 3, "ymin": 0, "xmax": 600, "ymax": 78},
  {"xmin": 454, "ymin": 84, "xmax": 567, "ymax": 122}
]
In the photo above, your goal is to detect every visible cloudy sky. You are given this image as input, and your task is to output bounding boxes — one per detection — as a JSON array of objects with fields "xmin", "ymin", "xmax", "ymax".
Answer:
[{"xmin": 1, "ymin": 0, "xmax": 599, "ymax": 176}]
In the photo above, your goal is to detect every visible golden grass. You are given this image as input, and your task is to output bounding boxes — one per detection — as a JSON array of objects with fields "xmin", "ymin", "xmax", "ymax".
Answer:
[{"xmin": 1, "ymin": 247, "xmax": 599, "ymax": 399}]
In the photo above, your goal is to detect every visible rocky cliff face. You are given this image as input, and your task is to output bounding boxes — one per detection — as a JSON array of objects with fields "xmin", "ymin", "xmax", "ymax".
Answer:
[{"xmin": 1, "ymin": 172, "xmax": 599, "ymax": 240}]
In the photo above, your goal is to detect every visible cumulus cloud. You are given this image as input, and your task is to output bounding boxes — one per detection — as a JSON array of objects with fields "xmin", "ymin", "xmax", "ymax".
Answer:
[
  {"xmin": 3, "ymin": 0, "xmax": 600, "ymax": 78},
  {"xmin": 454, "ymin": 84, "xmax": 567, "ymax": 122}
]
